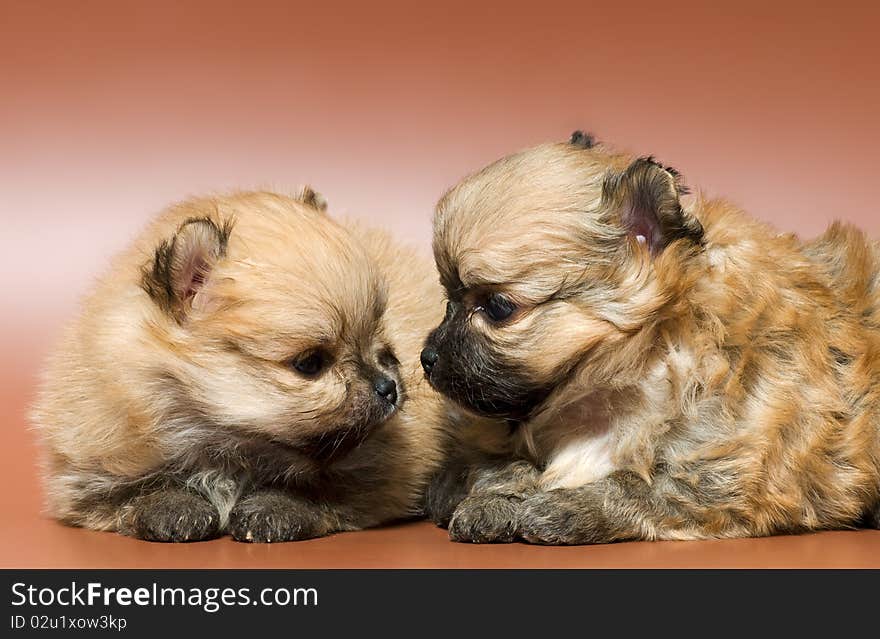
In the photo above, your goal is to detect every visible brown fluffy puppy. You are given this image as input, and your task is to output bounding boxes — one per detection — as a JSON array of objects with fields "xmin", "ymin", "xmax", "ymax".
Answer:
[
  {"xmin": 33, "ymin": 188, "xmax": 447, "ymax": 542},
  {"xmin": 421, "ymin": 131, "xmax": 880, "ymax": 544}
]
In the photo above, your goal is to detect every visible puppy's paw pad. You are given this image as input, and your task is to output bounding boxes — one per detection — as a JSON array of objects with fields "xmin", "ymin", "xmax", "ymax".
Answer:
[{"xmin": 448, "ymin": 495, "xmax": 520, "ymax": 544}]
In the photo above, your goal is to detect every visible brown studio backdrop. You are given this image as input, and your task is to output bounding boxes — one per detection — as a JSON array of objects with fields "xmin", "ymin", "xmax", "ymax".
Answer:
[{"xmin": 1, "ymin": 1, "xmax": 879, "ymax": 566}]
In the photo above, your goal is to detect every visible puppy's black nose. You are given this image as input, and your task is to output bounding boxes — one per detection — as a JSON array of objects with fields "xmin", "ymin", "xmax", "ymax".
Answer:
[
  {"xmin": 374, "ymin": 376, "xmax": 397, "ymax": 404},
  {"xmin": 420, "ymin": 347, "xmax": 439, "ymax": 374}
]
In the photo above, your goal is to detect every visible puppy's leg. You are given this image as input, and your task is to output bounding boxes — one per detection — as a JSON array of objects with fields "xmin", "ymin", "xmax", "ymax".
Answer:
[
  {"xmin": 423, "ymin": 455, "xmax": 472, "ymax": 528},
  {"xmin": 228, "ymin": 489, "xmax": 340, "ymax": 543},
  {"xmin": 865, "ymin": 500, "xmax": 880, "ymax": 529},
  {"xmin": 518, "ymin": 469, "xmax": 724, "ymax": 545},
  {"xmin": 117, "ymin": 488, "xmax": 221, "ymax": 542},
  {"xmin": 50, "ymin": 468, "xmax": 220, "ymax": 542},
  {"xmin": 447, "ymin": 459, "xmax": 540, "ymax": 544},
  {"xmin": 425, "ymin": 453, "xmax": 535, "ymax": 527}
]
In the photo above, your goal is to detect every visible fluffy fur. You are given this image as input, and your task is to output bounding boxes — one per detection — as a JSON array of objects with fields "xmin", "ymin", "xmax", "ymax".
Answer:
[
  {"xmin": 33, "ymin": 188, "xmax": 450, "ymax": 542},
  {"xmin": 422, "ymin": 133, "xmax": 880, "ymax": 544}
]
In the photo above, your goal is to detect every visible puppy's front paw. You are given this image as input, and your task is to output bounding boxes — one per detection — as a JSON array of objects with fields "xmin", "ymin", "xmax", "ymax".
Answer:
[
  {"xmin": 448, "ymin": 494, "xmax": 520, "ymax": 544},
  {"xmin": 118, "ymin": 490, "xmax": 220, "ymax": 542},
  {"xmin": 229, "ymin": 491, "xmax": 332, "ymax": 543},
  {"xmin": 519, "ymin": 490, "xmax": 612, "ymax": 545}
]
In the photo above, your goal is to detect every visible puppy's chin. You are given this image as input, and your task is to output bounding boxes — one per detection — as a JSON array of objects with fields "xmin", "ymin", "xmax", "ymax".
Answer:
[
  {"xmin": 297, "ymin": 426, "xmax": 374, "ymax": 464},
  {"xmin": 294, "ymin": 397, "xmax": 399, "ymax": 465},
  {"xmin": 424, "ymin": 365, "xmax": 551, "ymax": 421}
]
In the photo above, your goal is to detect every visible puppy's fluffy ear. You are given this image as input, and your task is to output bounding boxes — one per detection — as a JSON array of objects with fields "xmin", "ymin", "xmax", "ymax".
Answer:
[
  {"xmin": 295, "ymin": 185, "xmax": 328, "ymax": 212},
  {"xmin": 603, "ymin": 157, "xmax": 703, "ymax": 255},
  {"xmin": 569, "ymin": 130, "xmax": 596, "ymax": 148},
  {"xmin": 141, "ymin": 217, "xmax": 233, "ymax": 320}
]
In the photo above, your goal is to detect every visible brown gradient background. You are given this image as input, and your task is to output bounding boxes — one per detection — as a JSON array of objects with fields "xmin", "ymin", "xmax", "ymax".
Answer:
[{"xmin": 2, "ymin": 1, "xmax": 879, "ymax": 567}]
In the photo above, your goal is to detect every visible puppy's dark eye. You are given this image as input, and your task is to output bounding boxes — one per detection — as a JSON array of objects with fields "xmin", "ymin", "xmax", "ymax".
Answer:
[
  {"xmin": 483, "ymin": 293, "xmax": 516, "ymax": 323},
  {"xmin": 290, "ymin": 350, "xmax": 327, "ymax": 377}
]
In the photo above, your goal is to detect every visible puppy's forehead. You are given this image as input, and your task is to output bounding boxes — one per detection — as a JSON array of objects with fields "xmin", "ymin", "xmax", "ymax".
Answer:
[
  {"xmin": 265, "ymin": 258, "xmax": 385, "ymax": 336},
  {"xmin": 219, "ymin": 198, "xmax": 386, "ymax": 340},
  {"xmin": 434, "ymin": 143, "xmax": 623, "ymax": 292}
]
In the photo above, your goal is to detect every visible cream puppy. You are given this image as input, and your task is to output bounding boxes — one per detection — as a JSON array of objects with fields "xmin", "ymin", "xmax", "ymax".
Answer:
[{"xmin": 33, "ymin": 188, "xmax": 448, "ymax": 542}]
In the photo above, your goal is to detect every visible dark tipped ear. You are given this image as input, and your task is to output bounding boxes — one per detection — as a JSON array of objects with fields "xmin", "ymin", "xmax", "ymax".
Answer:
[
  {"xmin": 569, "ymin": 130, "xmax": 597, "ymax": 149},
  {"xmin": 295, "ymin": 185, "xmax": 328, "ymax": 212},
  {"xmin": 141, "ymin": 217, "xmax": 233, "ymax": 319},
  {"xmin": 603, "ymin": 157, "xmax": 703, "ymax": 255}
]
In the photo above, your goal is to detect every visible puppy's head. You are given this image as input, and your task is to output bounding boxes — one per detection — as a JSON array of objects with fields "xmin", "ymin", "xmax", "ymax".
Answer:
[
  {"xmin": 141, "ymin": 190, "xmax": 403, "ymax": 465},
  {"xmin": 421, "ymin": 132, "xmax": 704, "ymax": 419}
]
